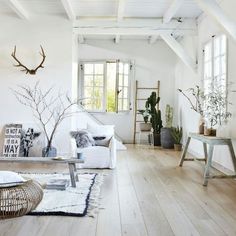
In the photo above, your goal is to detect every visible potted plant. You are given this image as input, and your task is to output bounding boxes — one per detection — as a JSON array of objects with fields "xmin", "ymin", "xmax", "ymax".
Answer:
[
  {"xmin": 171, "ymin": 126, "xmax": 183, "ymax": 151},
  {"xmin": 161, "ymin": 104, "xmax": 175, "ymax": 149},
  {"xmin": 203, "ymin": 85, "xmax": 232, "ymax": 136},
  {"xmin": 178, "ymin": 86, "xmax": 205, "ymax": 134},
  {"xmin": 145, "ymin": 92, "xmax": 163, "ymax": 146},
  {"xmin": 12, "ymin": 82, "xmax": 80, "ymax": 157},
  {"xmin": 138, "ymin": 109, "xmax": 152, "ymax": 131}
]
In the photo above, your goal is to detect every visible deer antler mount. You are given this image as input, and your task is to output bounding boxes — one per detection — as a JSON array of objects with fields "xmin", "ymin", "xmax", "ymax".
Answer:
[{"xmin": 11, "ymin": 46, "xmax": 46, "ymax": 75}]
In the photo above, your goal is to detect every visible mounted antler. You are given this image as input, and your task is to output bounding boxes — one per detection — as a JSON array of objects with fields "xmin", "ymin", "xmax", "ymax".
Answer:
[{"xmin": 11, "ymin": 45, "xmax": 46, "ymax": 75}]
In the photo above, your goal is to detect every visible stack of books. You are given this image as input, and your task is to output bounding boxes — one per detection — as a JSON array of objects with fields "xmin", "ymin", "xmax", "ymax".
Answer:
[{"xmin": 46, "ymin": 179, "xmax": 69, "ymax": 190}]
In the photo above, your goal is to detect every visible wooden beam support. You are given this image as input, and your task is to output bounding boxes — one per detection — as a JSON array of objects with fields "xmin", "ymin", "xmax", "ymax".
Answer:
[
  {"xmin": 61, "ymin": 0, "xmax": 76, "ymax": 21},
  {"xmin": 163, "ymin": 0, "xmax": 184, "ymax": 24},
  {"xmin": 194, "ymin": 0, "xmax": 236, "ymax": 41},
  {"xmin": 7, "ymin": 0, "xmax": 29, "ymax": 20},
  {"xmin": 117, "ymin": 0, "xmax": 126, "ymax": 22},
  {"xmin": 160, "ymin": 34, "xmax": 197, "ymax": 73},
  {"xmin": 74, "ymin": 27, "xmax": 196, "ymax": 36},
  {"xmin": 114, "ymin": 35, "xmax": 121, "ymax": 44}
]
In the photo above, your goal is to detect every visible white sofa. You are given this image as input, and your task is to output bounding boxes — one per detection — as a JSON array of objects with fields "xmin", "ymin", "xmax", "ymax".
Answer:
[{"xmin": 71, "ymin": 124, "xmax": 117, "ymax": 169}]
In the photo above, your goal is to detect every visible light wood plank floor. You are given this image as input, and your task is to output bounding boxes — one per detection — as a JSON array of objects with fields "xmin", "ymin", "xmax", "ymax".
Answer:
[{"xmin": 1, "ymin": 145, "xmax": 236, "ymax": 236}]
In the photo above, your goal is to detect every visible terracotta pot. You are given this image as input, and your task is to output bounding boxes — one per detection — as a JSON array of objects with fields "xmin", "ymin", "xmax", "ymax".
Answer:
[{"xmin": 174, "ymin": 144, "xmax": 182, "ymax": 151}]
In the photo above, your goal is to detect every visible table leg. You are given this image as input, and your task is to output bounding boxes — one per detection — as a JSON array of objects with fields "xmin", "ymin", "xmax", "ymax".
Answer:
[
  {"xmin": 68, "ymin": 163, "xmax": 76, "ymax": 188},
  {"xmin": 227, "ymin": 140, "xmax": 236, "ymax": 173},
  {"xmin": 203, "ymin": 145, "xmax": 214, "ymax": 186},
  {"xmin": 179, "ymin": 137, "xmax": 191, "ymax": 167},
  {"xmin": 203, "ymin": 143, "xmax": 208, "ymax": 164},
  {"xmin": 73, "ymin": 163, "xmax": 79, "ymax": 182}
]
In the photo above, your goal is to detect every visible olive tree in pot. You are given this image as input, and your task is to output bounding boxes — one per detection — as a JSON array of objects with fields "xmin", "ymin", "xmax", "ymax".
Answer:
[
  {"xmin": 161, "ymin": 104, "xmax": 175, "ymax": 149},
  {"xmin": 145, "ymin": 92, "xmax": 163, "ymax": 146},
  {"xmin": 171, "ymin": 127, "xmax": 183, "ymax": 151},
  {"xmin": 138, "ymin": 109, "xmax": 152, "ymax": 131}
]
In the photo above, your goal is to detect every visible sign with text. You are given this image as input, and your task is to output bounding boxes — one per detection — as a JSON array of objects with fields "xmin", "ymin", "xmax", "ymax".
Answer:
[{"xmin": 3, "ymin": 124, "xmax": 22, "ymax": 157}]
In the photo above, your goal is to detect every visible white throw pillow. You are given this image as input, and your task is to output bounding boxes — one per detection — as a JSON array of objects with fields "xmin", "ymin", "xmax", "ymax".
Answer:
[
  {"xmin": 0, "ymin": 171, "xmax": 26, "ymax": 187},
  {"xmin": 87, "ymin": 124, "xmax": 114, "ymax": 137}
]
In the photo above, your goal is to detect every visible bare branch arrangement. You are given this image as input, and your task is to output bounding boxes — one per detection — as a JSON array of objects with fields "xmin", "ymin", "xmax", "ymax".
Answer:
[
  {"xmin": 12, "ymin": 82, "xmax": 81, "ymax": 156},
  {"xmin": 11, "ymin": 46, "xmax": 46, "ymax": 75}
]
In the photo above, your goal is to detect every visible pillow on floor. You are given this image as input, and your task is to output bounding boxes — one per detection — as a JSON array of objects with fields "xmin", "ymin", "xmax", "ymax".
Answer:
[
  {"xmin": 70, "ymin": 130, "xmax": 95, "ymax": 148},
  {"xmin": 0, "ymin": 171, "xmax": 26, "ymax": 187}
]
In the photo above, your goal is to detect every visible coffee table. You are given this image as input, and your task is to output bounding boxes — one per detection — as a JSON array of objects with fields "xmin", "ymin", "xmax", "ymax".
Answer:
[{"xmin": 0, "ymin": 157, "xmax": 84, "ymax": 188}]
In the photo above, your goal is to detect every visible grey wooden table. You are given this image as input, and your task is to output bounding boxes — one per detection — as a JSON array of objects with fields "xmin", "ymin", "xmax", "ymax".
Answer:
[
  {"xmin": 179, "ymin": 133, "xmax": 236, "ymax": 186},
  {"xmin": 0, "ymin": 157, "xmax": 84, "ymax": 188}
]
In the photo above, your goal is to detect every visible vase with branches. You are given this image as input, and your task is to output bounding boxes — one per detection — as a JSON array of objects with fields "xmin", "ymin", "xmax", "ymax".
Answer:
[{"xmin": 12, "ymin": 82, "xmax": 81, "ymax": 157}]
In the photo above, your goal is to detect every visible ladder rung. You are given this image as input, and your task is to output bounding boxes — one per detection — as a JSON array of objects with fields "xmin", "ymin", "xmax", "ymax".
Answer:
[{"xmin": 137, "ymin": 87, "xmax": 158, "ymax": 90}]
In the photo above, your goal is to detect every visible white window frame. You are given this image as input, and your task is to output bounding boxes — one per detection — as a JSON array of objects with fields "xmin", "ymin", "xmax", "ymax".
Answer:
[{"xmin": 79, "ymin": 60, "xmax": 132, "ymax": 113}]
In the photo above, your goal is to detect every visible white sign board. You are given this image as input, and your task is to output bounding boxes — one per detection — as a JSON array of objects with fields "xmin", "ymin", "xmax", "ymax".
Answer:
[{"xmin": 3, "ymin": 124, "xmax": 22, "ymax": 157}]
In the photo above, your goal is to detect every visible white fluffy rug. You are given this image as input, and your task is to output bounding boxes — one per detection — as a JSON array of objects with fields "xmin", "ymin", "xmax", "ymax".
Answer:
[{"xmin": 21, "ymin": 173, "xmax": 103, "ymax": 217}]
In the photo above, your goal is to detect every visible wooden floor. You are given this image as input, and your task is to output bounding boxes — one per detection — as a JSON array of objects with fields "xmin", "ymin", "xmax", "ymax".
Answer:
[{"xmin": 1, "ymin": 145, "xmax": 236, "ymax": 236}]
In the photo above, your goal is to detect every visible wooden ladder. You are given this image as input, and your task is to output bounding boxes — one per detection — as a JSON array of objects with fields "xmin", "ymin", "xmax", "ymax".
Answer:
[{"xmin": 133, "ymin": 80, "xmax": 160, "ymax": 144}]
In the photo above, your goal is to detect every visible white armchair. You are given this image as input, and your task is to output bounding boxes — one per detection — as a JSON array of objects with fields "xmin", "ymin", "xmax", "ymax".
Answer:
[{"xmin": 71, "ymin": 124, "xmax": 117, "ymax": 169}]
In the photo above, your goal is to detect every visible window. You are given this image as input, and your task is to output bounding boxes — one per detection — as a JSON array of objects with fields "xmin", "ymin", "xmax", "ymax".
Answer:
[
  {"xmin": 203, "ymin": 34, "xmax": 227, "ymax": 96},
  {"xmin": 80, "ymin": 60, "xmax": 131, "ymax": 113}
]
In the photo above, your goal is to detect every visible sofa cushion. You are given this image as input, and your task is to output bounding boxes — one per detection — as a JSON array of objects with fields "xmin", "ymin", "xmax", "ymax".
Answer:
[
  {"xmin": 70, "ymin": 130, "xmax": 95, "ymax": 148},
  {"xmin": 0, "ymin": 171, "xmax": 26, "ymax": 187},
  {"xmin": 93, "ymin": 136, "xmax": 112, "ymax": 147}
]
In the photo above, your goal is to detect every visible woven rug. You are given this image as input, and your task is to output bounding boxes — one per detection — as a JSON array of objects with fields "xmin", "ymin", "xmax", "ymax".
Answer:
[{"xmin": 21, "ymin": 172, "xmax": 103, "ymax": 217}]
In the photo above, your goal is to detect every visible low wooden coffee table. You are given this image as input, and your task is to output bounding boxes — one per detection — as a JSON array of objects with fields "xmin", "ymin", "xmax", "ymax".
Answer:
[{"xmin": 0, "ymin": 157, "xmax": 84, "ymax": 188}]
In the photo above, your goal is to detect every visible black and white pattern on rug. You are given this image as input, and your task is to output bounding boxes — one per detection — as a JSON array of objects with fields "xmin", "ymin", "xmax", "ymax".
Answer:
[{"xmin": 21, "ymin": 173, "xmax": 103, "ymax": 217}]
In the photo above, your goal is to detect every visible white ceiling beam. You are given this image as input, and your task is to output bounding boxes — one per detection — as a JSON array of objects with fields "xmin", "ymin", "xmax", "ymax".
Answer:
[
  {"xmin": 74, "ymin": 18, "xmax": 196, "ymax": 28},
  {"xmin": 74, "ymin": 27, "xmax": 196, "ymax": 36},
  {"xmin": 149, "ymin": 35, "xmax": 159, "ymax": 44},
  {"xmin": 117, "ymin": 0, "xmax": 126, "ymax": 22},
  {"xmin": 78, "ymin": 35, "xmax": 85, "ymax": 44},
  {"xmin": 114, "ymin": 35, "xmax": 121, "ymax": 44},
  {"xmin": 163, "ymin": 0, "xmax": 184, "ymax": 24},
  {"xmin": 7, "ymin": 0, "xmax": 29, "ymax": 20},
  {"xmin": 194, "ymin": 0, "xmax": 236, "ymax": 41},
  {"xmin": 61, "ymin": 0, "xmax": 76, "ymax": 21},
  {"xmin": 160, "ymin": 34, "xmax": 197, "ymax": 73}
]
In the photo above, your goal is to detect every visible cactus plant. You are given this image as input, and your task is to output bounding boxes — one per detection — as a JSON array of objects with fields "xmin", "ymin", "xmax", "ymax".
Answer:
[
  {"xmin": 145, "ymin": 92, "xmax": 163, "ymax": 134},
  {"xmin": 171, "ymin": 126, "xmax": 183, "ymax": 144},
  {"xmin": 165, "ymin": 104, "xmax": 173, "ymax": 128}
]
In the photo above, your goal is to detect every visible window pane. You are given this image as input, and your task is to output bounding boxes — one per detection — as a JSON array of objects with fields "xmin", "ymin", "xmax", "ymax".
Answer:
[
  {"xmin": 124, "ymin": 64, "xmax": 129, "ymax": 75},
  {"xmin": 84, "ymin": 75, "xmax": 93, "ymax": 86},
  {"xmin": 221, "ymin": 55, "xmax": 226, "ymax": 74},
  {"xmin": 204, "ymin": 43, "xmax": 212, "ymax": 62},
  {"xmin": 123, "ymin": 87, "xmax": 128, "ymax": 98},
  {"xmin": 214, "ymin": 37, "xmax": 220, "ymax": 57},
  {"xmin": 94, "ymin": 75, "xmax": 103, "ymax": 86},
  {"xmin": 118, "ymin": 87, "xmax": 124, "ymax": 98},
  {"xmin": 84, "ymin": 64, "xmax": 93, "ymax": 74},
  {"xmin": 214, "ymin": 57, "xmax": 220, "ymax": 76},
  {"xmin": 124, "ymin": 75, "xmax": 129, "ymax": 86},
  {"xmin": 118, "ymin": 99, "xmax": 123, "ymax": 110},
  {"xmin": 221, "ymin": 35, "xmax": 226, "ymax": 54},
  {"xmin": 93, "ymin": 87, "xmax": 103, "ymax": 110},
  {"xmin": 95, "ymin": 64, "xmax": 104, "ymax": 74},
  {"xmin": 106, "ymin": 62, "xmax": 116, "ymax": 112},
  {"xmin": 84, "ymin": 87, "xmax": 93, "ymax": 98},
  {"xmin": 119, "ymin": 75, "xmax": 123, "ymax": 86},
  {"xmin": 204, "ymin": 61, "xmax": 212, "ymax": 78},
  {"xmin": 119, "ymin": 63, "xmax": 123, "ymax": 74},
  {"xmin": 204, "ymin": 80, "xmax": 212, "ymax": 94}
]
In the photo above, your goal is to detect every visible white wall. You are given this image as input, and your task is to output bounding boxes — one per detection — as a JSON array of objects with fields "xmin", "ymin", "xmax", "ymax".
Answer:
[
  {"xmin": 77, "ymin": 40, "xmax": 177, "ymax": 143},
  {"xmin": 0, "ymin": 16, "xmax": 73, "ymax": 156},
  {"xmin": 175, "ymin": 0, "xmax": 236, "ymax": 171}
]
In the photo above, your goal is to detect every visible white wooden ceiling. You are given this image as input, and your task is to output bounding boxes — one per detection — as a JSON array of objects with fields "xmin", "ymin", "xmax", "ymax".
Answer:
[{"xmin": 0, "ymin": 0, "xmax": 204, "ymax": 42}]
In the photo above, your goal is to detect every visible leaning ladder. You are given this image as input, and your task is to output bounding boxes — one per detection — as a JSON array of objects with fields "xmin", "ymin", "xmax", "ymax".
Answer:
[{"xmin": 133, "ymin": 80, "xmax": 160, "ymax": 144}]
